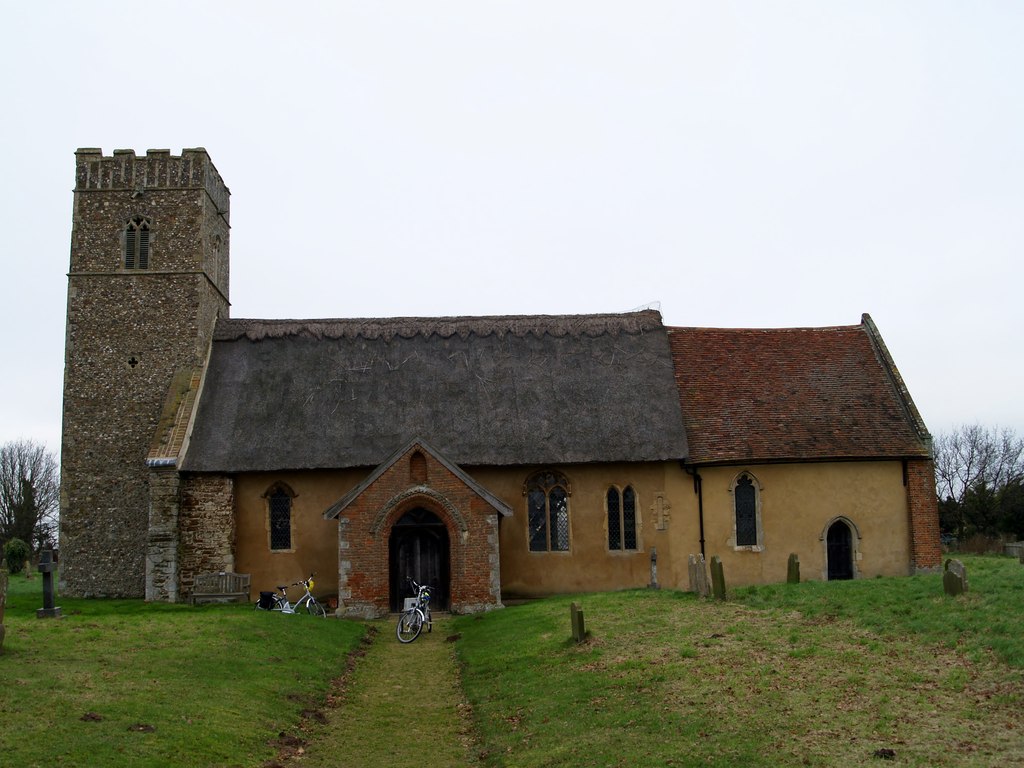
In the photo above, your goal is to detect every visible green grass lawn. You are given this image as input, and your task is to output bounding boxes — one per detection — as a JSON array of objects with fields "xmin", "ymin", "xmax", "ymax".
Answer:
[
  {"xmin": 452, "ymin": 555, "xmax": 1024, "ymax": 767},
  {"xmin": 0, "ymin": 577, "xmax": 366, "ymax": 767},
  {"xmin": 2, "ymin": 555, "xmax": 1022, "ymax": 767}
]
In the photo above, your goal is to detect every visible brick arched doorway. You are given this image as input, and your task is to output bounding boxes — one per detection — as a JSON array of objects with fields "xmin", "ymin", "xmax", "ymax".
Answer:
[{"xmin": 388, "ymin": 507, "xmax": 450, "ymax": 611}]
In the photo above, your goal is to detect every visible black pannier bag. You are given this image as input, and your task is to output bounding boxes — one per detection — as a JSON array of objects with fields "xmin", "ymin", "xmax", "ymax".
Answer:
[{"xmin": 257, "ymin": 591, "xmax": 276, "ymax": 610}]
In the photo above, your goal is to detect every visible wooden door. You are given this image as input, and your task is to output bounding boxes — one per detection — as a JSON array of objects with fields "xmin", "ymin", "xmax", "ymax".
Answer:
[
  {"xmin": 826, "ymin": 521, "xmax": 854, "ymax": 580},
  {"xmin": 389, "ymin": 508, "xmax": 450, "ymax": 610}
]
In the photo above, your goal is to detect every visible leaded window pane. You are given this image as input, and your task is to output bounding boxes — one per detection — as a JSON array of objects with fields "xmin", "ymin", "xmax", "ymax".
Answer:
[
  {"xmin": 525, "ymin": 470, "xmax": 570, "ymax": 552},
  {"xmin": 735, "ymin": 475, "xmax": 757, "ymax": 546},
  {"xmin": 607, "ymin": 488, "xmax": 621, "ymax": 550},
  {"xmin": 550, "ymin": 487, "xmax": 569, "ymax": 551},
  {"xmin": 528, "ymin": 488, "xmax": 548, "ymax": 552},
  {"xmin": 269, "ymin": 490, "xmax": 291, "ymax": 550},
  {"xmin": 622, "ymin": 486, "xmax": 637, "ymax": 550}
]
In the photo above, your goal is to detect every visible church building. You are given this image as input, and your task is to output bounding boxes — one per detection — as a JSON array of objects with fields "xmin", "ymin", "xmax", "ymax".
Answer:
[{"xmin": 59, "ymin": 148, "xmax": 941, "ymax": 615}]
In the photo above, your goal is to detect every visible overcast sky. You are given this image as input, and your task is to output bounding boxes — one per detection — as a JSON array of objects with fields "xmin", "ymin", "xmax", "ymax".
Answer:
[{"xmin": 2, "ymin": 2, "xmax": 1021, "ymax": 456}]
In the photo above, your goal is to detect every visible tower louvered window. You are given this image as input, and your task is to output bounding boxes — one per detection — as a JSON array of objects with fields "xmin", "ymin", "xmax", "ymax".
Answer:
[
  {"xmin": 125, "ymin": 215, "xmax": 151, "ymax": 269},
  {"xmin": 526, "ymin": 470, "xmax": 570, "ymax": 552},
  {"xmin": 608, "ymin": 486, "xmax": 638, "ymax": 551}
]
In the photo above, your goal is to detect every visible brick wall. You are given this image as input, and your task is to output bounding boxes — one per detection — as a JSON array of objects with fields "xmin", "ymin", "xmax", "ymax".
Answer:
[
  {"xmin": 338, "ymin": 446, "xmax": 503, "ymax": 617},
  {"xmin": 906, "ymin": 458, "xmax": 941, "ymax": 573}
]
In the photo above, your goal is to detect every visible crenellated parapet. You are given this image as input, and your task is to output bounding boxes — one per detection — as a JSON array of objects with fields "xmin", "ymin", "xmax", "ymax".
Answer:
[{"xmin": 75, "ymin": 148, "xmax": 229, "ymax": 222}]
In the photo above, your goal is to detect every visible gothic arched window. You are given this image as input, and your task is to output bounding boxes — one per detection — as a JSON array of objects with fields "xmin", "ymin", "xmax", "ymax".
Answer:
[
  {"xmin": 733, "ymin": 473, "xmax": 761, "ymax": 548},
  {"xmin": 125, "ymin": 215, "xmax": 151, "ymax": 269},
  {"xmin": 265, "ymin": 483, "xmax": 296, "ymax": 551},
  {"xmin": 525, "ymin": 470, "xmax": 570, "ymax": 552},
  {"xmin": 607, "ymin": 485, "xmax": 638, "ymax": 551}
]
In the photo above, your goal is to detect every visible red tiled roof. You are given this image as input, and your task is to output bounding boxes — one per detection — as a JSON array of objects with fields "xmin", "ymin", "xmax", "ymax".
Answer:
[{"xmin": 667, "ymin": 318, "xmax": 931, "ymax": 465}]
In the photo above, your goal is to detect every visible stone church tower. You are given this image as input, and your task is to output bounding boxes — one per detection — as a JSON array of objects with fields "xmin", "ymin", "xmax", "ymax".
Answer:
[{"xmin": 60, "ymin": 148, "xmax": 230, "ymax": 597}]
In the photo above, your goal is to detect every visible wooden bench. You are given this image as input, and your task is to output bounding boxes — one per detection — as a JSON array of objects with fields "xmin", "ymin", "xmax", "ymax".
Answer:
[{"xmin": 190, "ymin": 572, "xmax": 251, "ymax": 605}]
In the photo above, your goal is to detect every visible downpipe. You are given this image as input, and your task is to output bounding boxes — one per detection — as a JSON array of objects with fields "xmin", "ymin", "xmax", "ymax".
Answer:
[{"xmin": 682, "ymin": 462, "xmax": 706, "ymax": 558}]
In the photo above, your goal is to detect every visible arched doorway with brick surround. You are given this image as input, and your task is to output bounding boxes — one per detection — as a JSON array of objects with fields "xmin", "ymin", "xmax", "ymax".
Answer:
[
  {"xmin": 388, "ymin": 507, "xmax": 450, "ymax": 611},
  {"xmin": 324, "ymin": 439, "xmax": 512, "ymax": 618}
]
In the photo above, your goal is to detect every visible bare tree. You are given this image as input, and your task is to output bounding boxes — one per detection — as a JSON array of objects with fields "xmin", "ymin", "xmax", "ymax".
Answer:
[
  {"xmin": 934, "ymin": 425, "xmax": 1024, "ymax": 538},
  {"xmin": 0, "ymin": 439, "xmax": 59, "ymax": 555}
]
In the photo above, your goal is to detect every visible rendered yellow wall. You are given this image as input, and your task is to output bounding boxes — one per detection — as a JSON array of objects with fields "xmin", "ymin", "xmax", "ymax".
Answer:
[
  {"xmin": 471, "ymin": 463, "xmax": 689, "ymax": 598},
  {"xmin": 233, "ymin": 470, "xmax": 365, "ymax": 600},
  {"xmin": 229, "ymin": 459, "xmax": 913, "ymax": 605},
  {"xmin": 685, "ymin": 461, "xmax": 911, "ymax": 586},
  {"xmin": 233, "ymin": 463, "xmax": 689, "ymax": 602}
]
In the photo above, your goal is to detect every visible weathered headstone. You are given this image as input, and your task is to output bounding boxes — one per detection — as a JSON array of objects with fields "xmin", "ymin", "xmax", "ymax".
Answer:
[
  {"xmin": 943, "ymin": 558, "xmax": 968, "ymax": 596},
  {"xmin": 570, "ymin": 602, "xmax": 586, "ymax": 643},
  {"xmin": 787, "ymin": 553, "xmax": 801, "ymax": 584},
  {"xmin": 36, "ymin": 550, "xmax": 62, "ymax": 619},
  {"xmin": 0, "ymin": 567, "xmax": 8, "ymax": 652},
  {"xmin": 710, "ymin": 555, "xmax": 727, "ymax": 601},
  {"xmin": 688, "ymin": 553, "xmax": 710, "ymax": 598},
  {"xmin": 649, "ymin": 547, "xmax": 660, "ymax": 589}
]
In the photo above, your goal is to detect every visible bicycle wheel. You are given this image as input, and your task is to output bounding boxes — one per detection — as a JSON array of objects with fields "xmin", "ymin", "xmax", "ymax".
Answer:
[
  {"xmin": 307, "ymin": 599, "xmax": 327, "ymax": 618},
  {"xmin": 396, "ymin": 609, "xmax": 423, "ymax": 643}
]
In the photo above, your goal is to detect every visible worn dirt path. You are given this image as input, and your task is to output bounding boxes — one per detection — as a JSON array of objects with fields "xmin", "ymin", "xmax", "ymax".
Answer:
[{"xmin": 297, "ymin": 617, "xmax": 480, "ymax": 768}]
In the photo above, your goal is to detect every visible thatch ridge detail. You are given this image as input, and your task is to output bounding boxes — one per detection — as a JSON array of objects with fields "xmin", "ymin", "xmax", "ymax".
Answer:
[{"xmin": 215, "ymin": 310, "xmax": 663, "ymax": 343}]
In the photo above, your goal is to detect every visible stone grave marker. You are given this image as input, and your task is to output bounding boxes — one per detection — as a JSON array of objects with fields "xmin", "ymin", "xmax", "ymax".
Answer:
[
  {"xmin": 570, "ymin": 602, "xmax": 586, "ymax": 643},
  {"xmin": 36, "ymin": 550, "xmax": 62, "ymax": 619},
  {"xmin": 710, "ymin": 555, "xmax": 727, "ymax": 601},
  {"xmin": 649, "ymin": 547, "xmax": 660, "ymax": 589},
  {"xmin": 943, "ymin": 558, "xmax": 969, "ymax": 597},
  {"xmin": 688, "ymin": 553, "xmax": 710, "ymax": 598},
  {"xmin": 787, "ymin": 553, "xmax": 801, "ymax": 584}
]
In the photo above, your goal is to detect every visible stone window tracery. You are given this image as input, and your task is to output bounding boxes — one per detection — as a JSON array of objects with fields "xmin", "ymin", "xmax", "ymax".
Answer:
[
  {"xmin": 124, "ymin": 215, "xmax": 151, "ymax": 269},
  {"xmin": 607, "ymin": 485, "xmax": 638, "ymax": 551},
  {"xmin": 264, "ymin": 483, "xmax": 296, "ymax": 551},
  {"xmin": 732, "ymin": 472, "xmax": 763, "ymax": 550},
  {"xmin": 525, "ymin": 470, "xmax": 570, "ymax": 552}
]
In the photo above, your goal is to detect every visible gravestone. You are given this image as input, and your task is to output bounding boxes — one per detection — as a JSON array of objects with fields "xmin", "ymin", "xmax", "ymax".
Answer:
[
  {"xmin": 0, "ymin": 567, "xmax": 7, "ymax": 652},
  {"xmin": 36, "ymin": 550, "xmax": 62, "ymax": 619},
  {"xmin": 649, "ymin": 547, "xmax": 660, "ymax": 589},
  {"xmin": 710, "ymin": 555, "xmax": 727, "ymax": 601},
  {"xmin": 570, "ymin": 602, "xmax": 586, "ymax": 643},
  {"xmin": 943, "ymin": 558, "xmax": 968, "ymax": 596},
  {"xmin": 787, "ymin": 553, "xmax": 801, "ymax": 584},
  {"xmin": 688, "ymin": 554, "xmax": 710, "ymax": 598}
]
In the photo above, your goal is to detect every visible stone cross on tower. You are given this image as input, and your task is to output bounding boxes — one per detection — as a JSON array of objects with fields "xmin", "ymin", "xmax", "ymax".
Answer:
[{"xmin": 36, "ymin": 550, "xmax": 62, "ymax": 619}]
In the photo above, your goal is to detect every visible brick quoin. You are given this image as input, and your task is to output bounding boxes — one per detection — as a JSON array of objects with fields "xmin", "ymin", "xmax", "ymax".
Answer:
[{"xmin": 906, "ymin": 458, "xmax": 941, "ymax": 572}]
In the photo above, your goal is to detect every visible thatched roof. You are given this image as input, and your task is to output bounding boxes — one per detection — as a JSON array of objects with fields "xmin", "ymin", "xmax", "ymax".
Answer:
[
  {"xmin": 181, "ymin": 310, "xmax": 688, "ymax": 472},
  {"xmin": 667, "ymin": 314, "xmax": 932, "ymax": 465}
]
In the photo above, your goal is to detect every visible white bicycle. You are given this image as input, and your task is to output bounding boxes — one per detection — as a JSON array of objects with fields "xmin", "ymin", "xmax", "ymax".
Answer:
[
  {"xmin": 396, "ymin": 579, "xmax": 433, "ymax": 643},
  {"xmin": 256, "ymin": 573, "xmax": 327, "ymax": 617}
]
